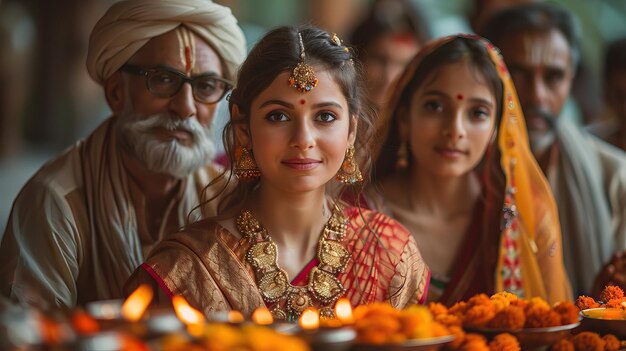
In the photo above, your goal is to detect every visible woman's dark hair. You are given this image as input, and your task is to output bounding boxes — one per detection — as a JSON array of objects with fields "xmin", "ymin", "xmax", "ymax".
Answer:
[
  {"xmin": 350, "ymin": 0, "xmax": 430, "ymax": 59},
  {"xmin": 373, "ymin": 36, "xmax": 504, "ymax": 182},
  {"xmin": 198, "ymin": 25, "xmax": 375, "ymax": 219}
]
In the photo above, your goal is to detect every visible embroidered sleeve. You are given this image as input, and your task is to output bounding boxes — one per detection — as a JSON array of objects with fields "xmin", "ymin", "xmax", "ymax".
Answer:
[{"xmin": 388, "ymin": 234, "xmax": 430, "ymax": 308}]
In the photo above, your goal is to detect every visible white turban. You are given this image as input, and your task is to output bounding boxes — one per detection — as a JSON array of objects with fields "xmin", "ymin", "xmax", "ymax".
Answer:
[{"xmin": 86, "ymin": 0, "xmax": 246, "ymax": 85}]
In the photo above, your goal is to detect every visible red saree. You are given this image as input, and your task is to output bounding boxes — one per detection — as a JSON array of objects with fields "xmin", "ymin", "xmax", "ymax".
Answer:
[{"xmin": 125, "ymin": 207, "xmax": 430, "ymax": 317}]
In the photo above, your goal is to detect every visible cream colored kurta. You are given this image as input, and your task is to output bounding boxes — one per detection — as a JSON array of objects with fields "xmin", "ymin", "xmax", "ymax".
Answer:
[
  {"xmin": 551, "ymin": 119, "xmax": 626, "ymax": 295},
  {"xmin": 0, "ymin": 116, "xmax": 220, "ymax": 309}
]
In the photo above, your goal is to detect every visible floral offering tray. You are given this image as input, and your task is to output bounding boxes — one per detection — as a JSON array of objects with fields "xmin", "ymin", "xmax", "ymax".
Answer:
[
  {"xmin": 467, "ymin": 321, "xmax": 580, "ymax": 350},
  {"xmin": 580, "ymin": 308, "xmax": 626, "ymax": 339},
  {"xmin": 353, "ymin": 335, "xmax": 455, "ymax": 351}
]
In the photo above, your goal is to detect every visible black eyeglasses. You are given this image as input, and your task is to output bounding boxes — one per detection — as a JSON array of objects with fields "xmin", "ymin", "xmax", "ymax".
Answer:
[{"xmin": 121, "ymin": 64, "xmax": 233, "ymax": 104}]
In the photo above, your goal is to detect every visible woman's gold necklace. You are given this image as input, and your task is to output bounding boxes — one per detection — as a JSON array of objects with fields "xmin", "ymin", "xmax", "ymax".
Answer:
[{"xmin": 236, "ymin": 204, "xmax": 350, "ymax": 321}]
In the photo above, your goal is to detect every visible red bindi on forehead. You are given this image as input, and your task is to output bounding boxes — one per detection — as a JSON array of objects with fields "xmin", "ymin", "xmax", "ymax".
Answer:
[
  {"xmin": 456, "ymin": 94, "xmax": 464, "ymax": 100},
  {"xmin": 299, "ymin": 99, "xmax": 306, "ymax": 105}
]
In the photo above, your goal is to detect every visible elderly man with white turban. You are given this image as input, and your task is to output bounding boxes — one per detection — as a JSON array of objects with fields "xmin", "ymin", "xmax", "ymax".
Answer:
[{"xmin": 0, "ymin": 0, "xmax": 246, "ymax": 309}]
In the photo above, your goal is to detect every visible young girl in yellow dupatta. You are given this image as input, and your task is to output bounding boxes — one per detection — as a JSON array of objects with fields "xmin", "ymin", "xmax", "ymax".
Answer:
[
  {"xmin": 372, "ymin": 34, "xmax": 572, "ymax": 305},
  {"xmin": 125, "ymin": 25, "xmax": 430, "ymax": 321}
]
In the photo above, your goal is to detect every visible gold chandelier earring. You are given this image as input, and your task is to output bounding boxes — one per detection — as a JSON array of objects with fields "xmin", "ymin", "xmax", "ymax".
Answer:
[
  {"xmin": 234, "ymin": 147, "xmax": 261, "ymax": 180},
  {"xmin": 396, "ymin": 141, "xmax": 409, "ymax": 169},
  {"xmin": 336, "ymin": 145, "xmax": 363, "ymax": 185}
]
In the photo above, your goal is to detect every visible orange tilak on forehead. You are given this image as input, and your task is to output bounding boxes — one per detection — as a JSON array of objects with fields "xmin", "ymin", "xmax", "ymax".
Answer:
[{"xmin": 176, "ymin": 27, "xmax": 196, "ymax": 74}]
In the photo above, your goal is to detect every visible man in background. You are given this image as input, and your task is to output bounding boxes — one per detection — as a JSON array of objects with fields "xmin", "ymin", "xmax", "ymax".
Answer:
[
  {"xmin": 484, "ymin": 3, "xmax": 626, "ymax": 296},
  {"xmin": 0, "ymin": 0, "xmax": 246, "ymax": 309}
]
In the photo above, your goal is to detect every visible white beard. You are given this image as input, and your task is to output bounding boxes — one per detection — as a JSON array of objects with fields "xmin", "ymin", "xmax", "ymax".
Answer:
[
  {"xmin": 116, "ymin": 111, "xmax": 216, "ymax": 179},
  {"xmin": 528, "ymin": 129, "xmax": 556, "ymax": 155}
]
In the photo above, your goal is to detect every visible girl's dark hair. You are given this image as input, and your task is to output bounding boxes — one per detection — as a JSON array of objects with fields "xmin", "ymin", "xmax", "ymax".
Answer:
[
  {"xmin": 198, "ymin": 25, "xmax": 375, "ymax": 219},
  {"xmin": 374, "ymin": 36, "xmax": 504, "ymax": 182}
]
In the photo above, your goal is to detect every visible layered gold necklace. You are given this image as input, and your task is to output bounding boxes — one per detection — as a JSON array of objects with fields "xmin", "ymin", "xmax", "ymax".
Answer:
[{"xmin": 236, "ymin": 204, "xmax": 350, "ymax": 321}]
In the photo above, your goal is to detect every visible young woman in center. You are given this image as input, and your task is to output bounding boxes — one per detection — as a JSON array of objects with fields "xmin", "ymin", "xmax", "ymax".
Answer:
[
  {"xmin": 126, "ymin": 25, "xmax": 430, "ymax": 320},
  {"xmin": 372, "ymin": 35, "xmax": 571, "ymax": 305}
]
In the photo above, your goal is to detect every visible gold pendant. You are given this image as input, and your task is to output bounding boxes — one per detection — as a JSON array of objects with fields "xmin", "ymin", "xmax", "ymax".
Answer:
[
  {"xmin": 309, "ymin": 267, "xmax": 346, "ymax": 304},
  {"xmin": 318, "ymin": 238, "xmax": 350, "ymax": 273},
  {"xmin": 288, "ymin": 287, "xmax": 312, "ymax": 315},
  {"xmin": 271, "ymin": 306, "xmax": 288, "ymax": 320},
  {"xmin": 237, "ymin": 210, "xmax": 266, "ymax": 240},
  {"xmin": 237, "ymin": 205, "xmax": 348, "ymax": 314},
  {"xmin": 247, "ymin": 241, "xmax": 278, "ymax": 271},
  {"xmin": 258, "ymin": 270, "xmax": 289, "ymax": 302},
  {"xmin": 319, "ymin": 307, "xmax": 335, "ymax": 320}
]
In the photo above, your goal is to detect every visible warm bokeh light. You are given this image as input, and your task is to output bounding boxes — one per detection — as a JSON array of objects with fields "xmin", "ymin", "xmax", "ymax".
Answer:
[
  {"xmin": 228, "ymin": 310, "xmax": 245, "ymax": 324},
  {"xmin": 172, "ymin": 295, "xmax": 206, "ymax": 325},
  {"xmin": 71, "ymin": 310, "xmax": 100, "ymax": 335},
  {"xmin": 299, "ymin": 307, "xmax": 320, "ymax": 330},
  {"xmin": 121, "ymin": 284, "xmax": 153, "ymax": 322},
  {"xmin": 334, "ymin": 298, "xmax": 354, "ymax": 324},
  {"xmin": 252, "ymin": 307, "xmax": 274, "ymax": 325}
]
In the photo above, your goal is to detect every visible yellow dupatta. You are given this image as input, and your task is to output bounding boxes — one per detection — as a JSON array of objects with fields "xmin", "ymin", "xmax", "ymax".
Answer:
[{"xmin": 481, "ymin": 36, "xmax": 571, "ymax": 301}]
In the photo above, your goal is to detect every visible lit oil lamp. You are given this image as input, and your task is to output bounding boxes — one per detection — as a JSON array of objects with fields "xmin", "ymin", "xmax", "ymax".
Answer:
[
  {"xmin": 252, "ymin": 307, "xmax": 274, "ymax": 326},
  {"xmin": 86, "ymin": 300, "xmax": 122, "ymax": 321},
  {"xmin": 171, "ymin": 295, "xmax": 206, "ymax": 338},
  {"xmin": 228, "ymin": 310, "xmax": 245, "ymax": 324},
  {"xmin": 85, "ymin": 284, "xmax": 154, "ymax": 336},
  {"xmin": 297, "ymin": 307, "xmax": 355, "ymax": 351},
  {"xmin": 121, "ymin": 284, "xmax": 153, "ymax": 322},
  {"xmin": 334, "ymin": 298, "xmax": 354, "ymax": 325}
]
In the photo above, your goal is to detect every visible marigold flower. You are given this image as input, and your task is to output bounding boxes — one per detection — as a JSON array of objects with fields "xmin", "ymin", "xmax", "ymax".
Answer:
[
  {"xmin": 436, "ymin": 313, "xmax": 463, "ymax": 327},
  {"xmin": 459, "ymin": 333, "xmax": 490, "ymax": 351},
  {"xmin": 463, "ymin": 304, "xmax": 496, "ymax": 328},
  {"xmin": 571, "ymin": 332, "xmax": 605, "ymax": 351},
  {"xmin": 524, "ymin": 297, "xmax": 550, "ymax": 313},
  {"xmin": 429, "ymin": 302, "xmax": 449, "ymax": 317},
  {"xmin": 602, "ymin": 334, "xmax": 620, "ymax": 351},
  {"xmin": 488, "ymin": 333, "xmax": 520, "ymax": 351},
  {"xmin": 604, "ymin": 297, "xmax": 626, "ymax": 309},
  {"xmin": 600, "ymin": 286, "xmax": 625, "ymax": 303},
  {"xmin": 576, "ymin": 296, "xmax": 600, "ymax": 310},
  {"xmin": 488, "ymin": 305, "xmax": 525, "ymax": 330},
  {"xmin": 449, "ymin": 301, "xmax": 469, "ymax": 318},
  {"xmin": 490, "ymin": 292, "xmax": 519, "ymax": 312},
  {"xmin": 445, "ymin": 325, "xmax": 466, "ymax": 350},
  {"xmin": 550, "ymin": 339, "xmax": 574, "ymax": 351},
  {"xmin": 468, "ymin": 294, "xmax": 493, "ymax": 308},
  {"xmin": 553, "ymin": 301, "xmax": 579, "ymax": 325},
  {"xmin": 525, "ymin": 308, "xmax": 561, "ymax": 328}
]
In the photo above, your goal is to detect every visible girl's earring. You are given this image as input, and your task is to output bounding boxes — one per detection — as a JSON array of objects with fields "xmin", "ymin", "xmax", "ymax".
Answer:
[
  {"xmin": 336, "ymin": 145, "xmax": 363, "ymax": 185},
  {"xmin": 396, "ymin": 142, "xmax": 409, "ymax": 169},
  {"xmin": 234, "ymin": 147, "xmax": 261, "ymax": 180}
]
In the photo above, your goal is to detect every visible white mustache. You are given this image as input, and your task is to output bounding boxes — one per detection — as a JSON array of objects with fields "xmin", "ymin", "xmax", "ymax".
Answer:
[{"xmin": 130, "ymin": 113, "xmax": 210, "ymax": 143}]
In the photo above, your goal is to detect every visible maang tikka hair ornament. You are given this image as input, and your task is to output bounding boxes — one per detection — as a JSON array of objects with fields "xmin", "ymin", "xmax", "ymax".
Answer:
[{"xmin": 288, "ymin": 32, "xmax": 318, "ymax": 93}]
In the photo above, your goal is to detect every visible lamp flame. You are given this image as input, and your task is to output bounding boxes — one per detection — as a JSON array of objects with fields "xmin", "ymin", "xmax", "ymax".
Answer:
[
  {"xmin": 121, "ymin": 284, "xmax": 153, "ymax": 322},
  {"xmin": 172, "ymin": 295, "xmax": 205, "ymax": 325},
  {"xmin": 252, "ymin": 307, "xmax": 274, "ymax": 325},
  {"xmin": 228, "ymin": 310, "xmax": 245, "ymax": 324},
  {"xmin": 334, "ymin": 298, "xmax": 354, "ymax": 324},
  {"xmin": 299, "ymin": 307, "xmax": 320, "ymax": 330}
]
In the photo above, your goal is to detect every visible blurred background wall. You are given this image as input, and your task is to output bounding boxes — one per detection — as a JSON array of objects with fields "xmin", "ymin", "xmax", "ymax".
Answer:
[{"xmin": 1, "ymin": 0, "xmax": 625, "ymax": 230}]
